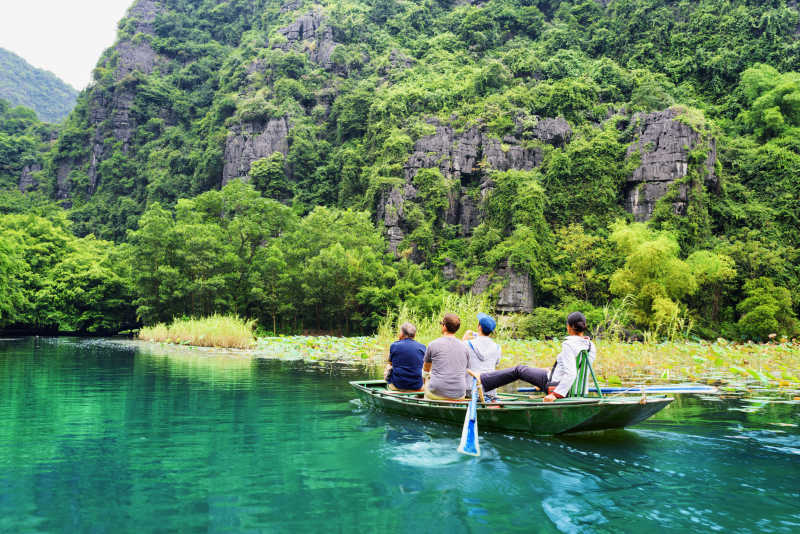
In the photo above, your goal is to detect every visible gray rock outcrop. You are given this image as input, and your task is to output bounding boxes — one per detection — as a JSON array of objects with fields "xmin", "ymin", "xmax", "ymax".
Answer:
[
  {"xmin": 114, "ymin": 40, "xmax": 159, "ymax": 80},
  {"xmin": 382, "ymin": 117, "xmax": 564, "ymax": 252},
  {"xmin": 379, "ymin": 116, "xmax": 567, "ymax": 311},
  {"xmin": 84, "ymin": 86, "xmax": 139, "ymax": 193},
  {"xmin": 56, "ymin": 160, "xmax": 72, "ymax": 200},
  {"xmin": 625, "ymin": 109, "xmax": 717, "ymax": 221},
  {"xmin": 530, "ymin": 117, "xmax": 572, "ymax": 147},
  {"xmin": 471, "ymin": 262, "xmax": 535, "ymax": 313},
  {"xmin": 113, "ymin": 0, "xmax": 162, "ymax": 80},
  {"xmin": 274, "ymin": 11, "xmax": 339, "ymax": 70},
  {"xmin": 18, "ymin": 163, "xmax": 41, "ymax": 192},
  {"xmin": 128, "ymin": 0, "xmax": 160, "ymax": 34},
  {"xmin": 222, "ymin": 117, "xmax": 291, "ymax": 184},
  {"xmin": 403, "ymin": 120, "xmax": 543, "ymax": 183}
]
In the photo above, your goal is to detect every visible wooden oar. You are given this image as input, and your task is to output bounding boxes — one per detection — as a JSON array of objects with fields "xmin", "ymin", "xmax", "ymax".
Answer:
[{"xmin": 458, "ymin": 372, "xmax": 481, "ymax": 456}]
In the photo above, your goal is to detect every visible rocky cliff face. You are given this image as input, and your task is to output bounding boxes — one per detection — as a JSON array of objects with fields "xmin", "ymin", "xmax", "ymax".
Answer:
[
  {"xmin": 222, "ymin": 117, "xmax": 291, "ymax": 184},
  {"xmin": 471, "ymin": 261, "xmax": 536, "ymax": 313},
  {"xmin": 625, "ymin": 109, "xmax": 717, "ymax": 221},
  {"xmin": 381, "ymin": 116, "xmax": 570, "ymax": 251},
  {"xmin": 18, "ymin": 164, "xmax": 41, "ymax": 192},
  {"xmin": 379, "ymin": 116, "xmax": 570, "ymax": 309},
  {"xmin": 52, "ymin": 0, "xmax": 167, "ymax": 199},
  {"xmin": 217, "ymin": 9, "xmax": 345, "ymax": 186},
  {"xmin": 273, "ymin": 10, "xmax": 340, "ymax": 71},
  {"xmin": 113, "ymin": 0, "xmax": 162, "ymax": 80}
]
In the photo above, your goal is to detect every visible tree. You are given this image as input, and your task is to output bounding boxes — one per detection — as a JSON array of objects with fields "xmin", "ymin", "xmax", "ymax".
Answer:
[
  {"xmin": 686, "ymin": 250, "xmax": 736, "ymax": 325},
  {"xmin": 609, "ymin": 222, "xmax": 697, "ymax": 330},
  {"xmin": 737, "ymin": 277, "xmax": 797, "ymax": 341},
  {"xmin": 541, "ymin": 224, "xmax": 615, "ymax": 305},
  {"xmin": 250, "ymin": 153, "xmax": 293, "ymax": 202},
  {"xmin": 0, "ymin": 232, "xmax": 26, "ymax": 325}
]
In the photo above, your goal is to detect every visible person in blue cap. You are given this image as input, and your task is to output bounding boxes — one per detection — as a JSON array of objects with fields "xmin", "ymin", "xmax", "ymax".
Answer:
[{"xmin": 462, "ymin": 313, "xmax": 502, "ymax": 400}]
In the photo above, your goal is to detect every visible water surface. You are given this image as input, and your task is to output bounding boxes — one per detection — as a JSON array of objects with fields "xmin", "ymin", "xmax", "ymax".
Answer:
[{"xmin": 0, "ymin": 338, "xmax": 797, "ymax": 533}]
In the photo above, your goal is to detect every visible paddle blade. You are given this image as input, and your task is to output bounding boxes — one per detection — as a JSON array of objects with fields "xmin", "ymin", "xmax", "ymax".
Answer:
[
  {"xmin": 458, "ymin": 417, "xmax": 480, "ymax": 456},
  {"xmin": 458, "ymin": 377, "xmax": 480, "ymax": 456}
]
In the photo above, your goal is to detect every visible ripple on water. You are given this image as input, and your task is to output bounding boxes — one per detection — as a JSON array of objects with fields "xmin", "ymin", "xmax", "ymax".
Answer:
[{"xmin": 386, "ymin": 439, "xmax": 470, "ymax": 467}]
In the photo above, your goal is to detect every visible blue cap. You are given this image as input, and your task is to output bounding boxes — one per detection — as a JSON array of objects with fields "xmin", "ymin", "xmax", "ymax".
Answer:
[{"xmin": 477, "ymin": 313, "xmax": 496, "ymax": 334}]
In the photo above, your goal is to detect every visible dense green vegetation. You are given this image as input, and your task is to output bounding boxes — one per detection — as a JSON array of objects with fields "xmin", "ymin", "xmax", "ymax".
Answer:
[
  {"xmin": 0, "ymin": 196, "xmax": 134, "ymax": 333},
  {"xmin": 0, "ymin": 48, "xmax": 78, "ymax": 123},
  {"xmin": 1, "ymin": 0, "xmax": 799, "ymax": 341},
  {"xmin": 0, "ymin": 100, "xmax": 57, "ymax": 190}
]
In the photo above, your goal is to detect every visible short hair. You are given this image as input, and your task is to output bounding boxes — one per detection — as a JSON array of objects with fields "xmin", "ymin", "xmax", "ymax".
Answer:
[
  {"xmin": 441, "ymin": 313, "xmax": 461, "ymax": 334},
  {"xmin": 399, "ymin": 322, "xmax": 417, "ymax": 339},
  {"xmin": 567, "ymin": 311, "xmax": 587, "ymax": 334}
]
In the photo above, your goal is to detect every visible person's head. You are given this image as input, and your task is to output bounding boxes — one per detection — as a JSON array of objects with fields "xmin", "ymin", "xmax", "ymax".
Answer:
[
  {"xmin": 440, "ymin": 313, "xmax": 461, "ymax": 334},
  {"xmin": 476, "ymin": 313, "xmax": 496, "ymax": 336},
  {"xmin": 566, "ymin": 311, "xmax": 587, "ymax": 335},
  {"xmin": 398, "ymin": 322, "xmax": 417, "ymax": 340}
]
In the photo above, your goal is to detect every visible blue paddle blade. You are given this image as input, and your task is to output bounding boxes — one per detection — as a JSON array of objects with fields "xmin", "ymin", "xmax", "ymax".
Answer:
[
  {"xmin": 458, "ymin": 420, "xmax": 478, "ymax": 456},
  {"xmin": 458, "ymin": 377, "xmax": 480, "ymax": 456}
]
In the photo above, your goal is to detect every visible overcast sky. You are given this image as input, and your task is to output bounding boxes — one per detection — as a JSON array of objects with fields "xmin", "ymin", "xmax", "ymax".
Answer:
[{"xmin": 0, "ymin": 1, "xmax": 134, "ymax": 90}]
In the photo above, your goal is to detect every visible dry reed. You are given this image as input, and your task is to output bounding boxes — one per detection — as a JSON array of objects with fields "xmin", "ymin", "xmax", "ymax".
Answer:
[{"xmin": 139, "ymin": 315, "xmax": 256, "ymax": 349}]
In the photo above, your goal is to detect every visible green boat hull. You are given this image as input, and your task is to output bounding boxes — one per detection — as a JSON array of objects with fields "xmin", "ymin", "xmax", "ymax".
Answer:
[{"xmin": 350, "ymin": 380, "xmax": 673, "ymax": 436}]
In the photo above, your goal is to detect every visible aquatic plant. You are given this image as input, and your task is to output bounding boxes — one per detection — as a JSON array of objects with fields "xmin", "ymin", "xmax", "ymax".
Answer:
[{"xmin": 139, "ymin": 314, "xmax": 256, "ymax": 349}]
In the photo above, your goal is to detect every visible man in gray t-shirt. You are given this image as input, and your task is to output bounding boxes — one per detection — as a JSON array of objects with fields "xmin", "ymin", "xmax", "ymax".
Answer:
[{"xmin": 423, "ymin": 313, "xmax": 469, "ymax": 400}]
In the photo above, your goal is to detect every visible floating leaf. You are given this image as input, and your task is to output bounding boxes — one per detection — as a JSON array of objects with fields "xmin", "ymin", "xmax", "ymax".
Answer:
[
  {"xmin": 782, "ymin": 371, "xmax": 799, "ymax": 382},
  {"xmin": 746, "ymin": 368, "xmax": 769, "ymax": 383}
]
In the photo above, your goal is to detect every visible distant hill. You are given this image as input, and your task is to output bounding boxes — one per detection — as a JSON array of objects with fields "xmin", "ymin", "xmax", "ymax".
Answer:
[{"xmin": 0, "ymin": 48, "xmax": 78, "ymax": 123}]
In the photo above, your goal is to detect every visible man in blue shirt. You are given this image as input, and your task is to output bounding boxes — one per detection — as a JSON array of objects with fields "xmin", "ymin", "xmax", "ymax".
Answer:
[{"xmin": 385, "ymin": 322, "xmax": 426, "ymax": 392}]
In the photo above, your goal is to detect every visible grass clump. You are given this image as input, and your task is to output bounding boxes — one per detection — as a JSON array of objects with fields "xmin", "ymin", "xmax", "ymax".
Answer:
[
  {"xmin": 376, "ymin": 293, "xmax": 497, "ymax": 347},
  {"xmin": 139, "ymin": 315, "xmax": 256, "ymax": 349}
]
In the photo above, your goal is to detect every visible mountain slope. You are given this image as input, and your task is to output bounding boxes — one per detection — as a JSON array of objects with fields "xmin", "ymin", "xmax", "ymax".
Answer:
[
  {"xmin": 0, "ymin": 48, "xmax": 78, "ymax": 123},
  {"xmin": 5, "ymin": 0, "xmax": 800, "ymax": 335}
]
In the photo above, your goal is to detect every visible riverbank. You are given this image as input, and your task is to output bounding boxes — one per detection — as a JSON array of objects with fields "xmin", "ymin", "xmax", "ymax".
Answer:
[{"xmin": 126, "ymin": 335, "xmax": 800, "ymax": 396}]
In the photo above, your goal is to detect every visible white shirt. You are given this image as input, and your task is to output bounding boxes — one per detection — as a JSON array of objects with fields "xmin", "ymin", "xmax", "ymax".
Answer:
[{"xmin": 549, "ymin": 336, "xmax": 596, "ymax": 398}]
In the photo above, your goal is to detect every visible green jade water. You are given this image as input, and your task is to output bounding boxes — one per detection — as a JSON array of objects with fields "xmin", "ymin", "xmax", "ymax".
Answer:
[{"xmin": 0, "ymin": 338, "xmax": 797, "ymax": 533}]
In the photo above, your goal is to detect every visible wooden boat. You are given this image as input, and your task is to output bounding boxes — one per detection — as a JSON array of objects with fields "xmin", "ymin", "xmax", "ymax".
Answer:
[{"xmin": 349, "ymin": 380, "xmax": 674, "ymax": 435}]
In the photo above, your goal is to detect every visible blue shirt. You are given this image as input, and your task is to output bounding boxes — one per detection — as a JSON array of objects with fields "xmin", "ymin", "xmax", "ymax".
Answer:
[{"xmin": 388, "ymin": 338, "xmax": 426, "ymax": 390}]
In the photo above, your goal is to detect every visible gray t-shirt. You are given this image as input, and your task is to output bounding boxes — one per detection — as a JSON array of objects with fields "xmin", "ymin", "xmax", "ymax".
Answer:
[{"xmin": 424, "ymin": 336, "xmax": 469, "ymax": 399}]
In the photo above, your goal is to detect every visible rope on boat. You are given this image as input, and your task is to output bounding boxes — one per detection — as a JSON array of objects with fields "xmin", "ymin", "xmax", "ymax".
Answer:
[{"xmin": 607, "ymin": 384, "xmax": 648, "ymax": 404}]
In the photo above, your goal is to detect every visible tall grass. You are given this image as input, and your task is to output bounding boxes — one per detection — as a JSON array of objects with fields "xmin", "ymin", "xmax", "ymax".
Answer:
[
  {"xmin": 377, "ymin": 293, "xmax": 499, "ymax": 346},
  {"xmin": 138, "ymin": 315, "xmax": 256, "ymax": 349},
  {"xmin": 374, "ymin": 296, "xmax": 800, "ymax": 389}
]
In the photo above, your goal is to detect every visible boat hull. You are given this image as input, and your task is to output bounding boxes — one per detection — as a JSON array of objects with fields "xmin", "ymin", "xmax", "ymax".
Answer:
[{"xmin": 350, "ymin": 380, "xmax": 673, "ymax": 436}]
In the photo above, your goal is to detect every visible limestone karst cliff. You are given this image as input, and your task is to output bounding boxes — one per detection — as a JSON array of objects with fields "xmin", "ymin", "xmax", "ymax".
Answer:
[{"xmin": 9, "ymin": 0, "xmax": 798, "ymax": 315}]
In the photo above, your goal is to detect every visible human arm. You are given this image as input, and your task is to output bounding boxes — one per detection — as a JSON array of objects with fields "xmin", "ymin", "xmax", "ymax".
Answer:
[
  {"xmin": 552, "ymin": 344, "xmax": 578, "ymax": 398},
  {"xmin": 462, "ymin": 330, "xmax": 477, "ymax": 341},
  {"xmin": 422, "ymin": 344, "xmax": 432, "ymax": 380}
]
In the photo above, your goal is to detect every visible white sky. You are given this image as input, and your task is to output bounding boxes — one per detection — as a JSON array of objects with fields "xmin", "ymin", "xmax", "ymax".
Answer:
[{"xmin": 0, "ymin": 1, "xmax": 134, "ymax": 90}]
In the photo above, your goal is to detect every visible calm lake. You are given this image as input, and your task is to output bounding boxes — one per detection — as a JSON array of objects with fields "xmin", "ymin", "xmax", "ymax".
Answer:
[{"xmin": 0, "ymin": 338, "xmax": 797, "ymax": 533}]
